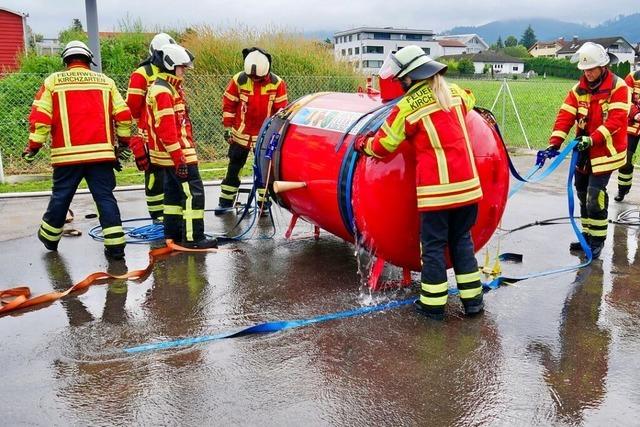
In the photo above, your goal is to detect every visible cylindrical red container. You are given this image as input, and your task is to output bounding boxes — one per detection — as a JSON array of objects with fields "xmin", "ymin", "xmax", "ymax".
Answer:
[{"xmin": 256, "ymin": 92, "xmax": 509, "ymax": 272}]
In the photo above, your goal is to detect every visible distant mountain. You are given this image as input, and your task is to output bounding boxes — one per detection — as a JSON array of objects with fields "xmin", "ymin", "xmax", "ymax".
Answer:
[{"xmin": 445, "ymin": 14, "xmax": 640, "ymax": 44}]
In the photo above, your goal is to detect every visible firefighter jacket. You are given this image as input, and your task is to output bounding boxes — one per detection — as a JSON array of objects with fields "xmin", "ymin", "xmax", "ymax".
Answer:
[
  {"xmin": 364, "ymin": 81, "xmax": 482, "ymax": 212},
  {"xmin": 549, "ymin": 70, "xmax": 630, "ymax": 174},
  {"xmin": 624, "ymin": 70, "xmax": 640, "ymax": 136},
  {"xmin": 222, "ymin": 72, "xmax": 287, "ymax": 148},
  {"xmin": 125, "ymin": 63, "xmax": 160, "ymax": 131},
  {"xmin": 27, "ymin": 64, "xmax": 132, "ymax": 167},
  {"xmin": 145, "ymin": 73, "xmax": 198, "ymax": 167}
]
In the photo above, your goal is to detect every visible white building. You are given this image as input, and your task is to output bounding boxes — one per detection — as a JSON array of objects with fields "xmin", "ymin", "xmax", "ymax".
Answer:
[
  {"xmin": 436, "ymin": 34, "xmax": 489, "ymax": 54},
  {"xmin": 439, "ymin": 52, "xmax": 525, "ymax": 75},
  {"xmin": 433, "ymin": 39, "xmax": 467, "ymax": 57},
  {"xmin": 555, "ymin": 36, "xmax": 636, "ymax": 66},
  {"xmin": 333, "ymin": 27, "xmax": 438, "ymax": 75}
]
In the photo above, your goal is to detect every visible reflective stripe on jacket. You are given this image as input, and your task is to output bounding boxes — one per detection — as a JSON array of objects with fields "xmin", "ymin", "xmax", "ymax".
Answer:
[
  {"xmin": 222, "ymin": 71, "xmax": 287, "ymax": 148},
  {"xmin": 145, "ymin": 73, "xmax": 198, "ymax": 167},
  {"xmin": 625, "ymin": 71, "xmax": 640, "ymax": 136},
  {"xmin": 126, "ymin": 63, "xmax": 159, "ymax": 131},
  {"xmin": 549, "ymin": 70, "xmax": 630, "ymax": 174},
  {"xmin": 28, "ymin": 64, "xmax": 132, "ymax": 166},
  {"xmin": 365, "ymin": 81, "xmax": 482, "ymax": 211}
]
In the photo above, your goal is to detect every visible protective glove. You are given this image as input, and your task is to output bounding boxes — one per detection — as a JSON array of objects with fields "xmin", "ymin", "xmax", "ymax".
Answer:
[
  {"xmin": 175, "ymin": 162, "xmax": 188, "ymax": 180},
  {"xmin": 223, "ymin": 128, "xmax": 233, "ymax": 144},
  {"xmin": 536, "ymin": 144, "xmax": 560, "ymax": 166},
  {"xmin": 115, "ymin": 139, "xmax": 132, "ymax": 162},
  {"xmin": 129, "ymin": 136, "xmax": 149, "ymax": 171},
  {"xmin": 21, "ymin": 147, "xmax": 40, "ymax": 163},
  {"xmin": 576, "ymin": 136, "xmax": 592, "ymax": 152},
  {"xmin": 169, "ymin": 149, "xmax": 189, "ymax": 181},
  {"xmin": 354, "ymin": 132, "xmax": 374, "ymax": 155},
  {"xmin": 634, "ymin": 113, "xmax": 640, "ymax": 123},
  {"xmin": 113, "ymin": 159, "xmax": 123, "ymax": 172}
]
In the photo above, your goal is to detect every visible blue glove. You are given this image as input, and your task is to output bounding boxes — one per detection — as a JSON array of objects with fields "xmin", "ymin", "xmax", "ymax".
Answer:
[
  {"xmin": 536, "ymin": 145, "xmax": 559, "ymax": 166},
  {"xmin": 576, "ymin": 136, "xmax": 592, "ymax": 152}
]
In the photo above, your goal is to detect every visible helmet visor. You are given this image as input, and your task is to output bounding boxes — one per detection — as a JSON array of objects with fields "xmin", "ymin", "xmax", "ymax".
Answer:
[{"xmin": 378, "ymin": 53, "xmax": 403, "ymax": 79}]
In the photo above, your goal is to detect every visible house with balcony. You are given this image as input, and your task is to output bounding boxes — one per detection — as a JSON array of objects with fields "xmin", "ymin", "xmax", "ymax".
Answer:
[
  {"xmin": 436, "ymin": 34, "xmax": 489, "ymax": 54},
  {"xmin": 528, "ymin": 38, "xmax": 566, "ymax": 58},
  {"xmin": 555, "ymin": 36, "xmax": 635, "ymax": 65},
  {"xmin": 333, "ymin": 27, "xmax": 438, "ymax": 75}
]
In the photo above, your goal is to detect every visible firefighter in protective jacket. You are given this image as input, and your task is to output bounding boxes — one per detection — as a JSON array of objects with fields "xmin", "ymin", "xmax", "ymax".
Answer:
[
  {"xmin": 145, "ymin": 44, "xmax": 217, "ymax": 249},
  {"xmin": 357, "ymin": 45, "xmax": 484, "ymax": 320},
  {"xmin": 23, "ymin": 40, "xmax": 132, "ymax": 259},
  {"xmin": 614, "ymin": 70, "xmax": 640, "ymax": 202},
  {"xmin": 545, "ymin": 42, "xmax": 629, "ymax": 259},
  {"xmin": 125, "ymin": 32, "xmax": 176, "ymax": 222},
  {"xmin": 215, "ymin": 47, "xmax": 288, "ymax": 214}
]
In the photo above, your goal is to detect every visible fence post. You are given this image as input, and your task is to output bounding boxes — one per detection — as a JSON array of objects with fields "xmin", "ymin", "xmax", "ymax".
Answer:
[{"xmin": 0, "ymin": 149, "xmax": 5, "ymax": 184}]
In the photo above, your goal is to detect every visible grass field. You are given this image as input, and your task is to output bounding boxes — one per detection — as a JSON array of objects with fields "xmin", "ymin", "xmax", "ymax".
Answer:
[
  {"xmin": 0, "ymin": 160, "xmax": 253, "ymax": 193},
  {"xmin": 452, "ymin": 77, "xmax": 574, "ymax": 149}
]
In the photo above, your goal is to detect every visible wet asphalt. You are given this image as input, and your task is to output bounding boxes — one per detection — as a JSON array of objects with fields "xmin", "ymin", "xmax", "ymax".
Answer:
[{"xmin": 1, "ymin": 154, "xmax": 639, "ymax": 426}]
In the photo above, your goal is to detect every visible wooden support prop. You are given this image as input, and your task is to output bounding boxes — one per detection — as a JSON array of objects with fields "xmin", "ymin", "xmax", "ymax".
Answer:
[{"xmin": 273, "ymin": 180, "xmax": 306, "ymax": 194}]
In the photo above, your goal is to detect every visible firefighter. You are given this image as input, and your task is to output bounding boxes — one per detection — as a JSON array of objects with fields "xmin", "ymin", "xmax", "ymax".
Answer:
[
  {"xmin": 356, "ymin": 45, "xmax": 484, "ymax": 320},
  {"xmin": 145, "ymin": 43, "xmax": 217, "ymax": 249},
  {"xmin": 23, "ymin": 40, "xmax": 131, "ymax": 259},
  {"xmin": 215, "ymin": 47, "xmax": 288, "ymax": 215},
  {"xmin": 545, "ymin": 42, "xmax": 629, "ymax": 259},
  {"xmin": 614, "ymin": 70, "xmax": 640, "ymax": 202},
  {"xmin": 125, "ymin": 33, "xmax": 177, "ymax": 223}
]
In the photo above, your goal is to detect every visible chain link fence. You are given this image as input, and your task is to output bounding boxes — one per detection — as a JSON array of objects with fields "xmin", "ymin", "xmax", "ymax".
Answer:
[{"xmin": 0, "ymin": 73, "xmax": 574, "ymax": 175}]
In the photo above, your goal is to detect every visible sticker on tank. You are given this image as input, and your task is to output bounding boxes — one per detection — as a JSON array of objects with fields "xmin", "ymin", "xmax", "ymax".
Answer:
[{"xmin": 290, "ymin": 107, "xmax": 370, "ymax": 134}]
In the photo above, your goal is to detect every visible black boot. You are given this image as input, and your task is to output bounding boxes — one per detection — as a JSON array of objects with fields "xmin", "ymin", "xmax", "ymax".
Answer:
[
  {"xmin": 569, "ymin": 233, "xmax": 590, "ymax": 252},
  {"xmin": 462, "ymin": 295, "xmax": 485, "ymax": 316},
  {"xmin": 214, "ymin": 201, "xmax": 234, "ymax": 216},
  {"xmin": 589, "ymin": 240, "xmax": 604, "ymax": 259},
  {"xmin": 104, "ymin": 246, "xmax": 125, "ymax": 260},
  {"xmin": 38, "ymin": 231, "xmax": 58, "ymax": 251},
  {"xmin": 414, "ymin": 300, "xmax": 445, "ymax": 321},
  {"xmin": 180, "ymin": 237, "xmax": 218, "ymax": 249},
  {"xmin": 614, "ymin": 189, "xmax": 628, "ymax": 202}
]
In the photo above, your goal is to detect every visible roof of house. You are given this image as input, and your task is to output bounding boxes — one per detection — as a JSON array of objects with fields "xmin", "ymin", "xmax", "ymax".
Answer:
[
  {"xmin": 438, "ymin": 39, "xmax": 467, "ymax": 48},
  {"xmin": 0, "ymin": 7, "xmax": 28, "ymax": 17},
  {"xmin": 556, "ymin": 36, "xmax": 633, "ymax": 54},
  {"xmin": 438, "ymin": 51, "xmax": 525, "ymax": 63},
  {"xmin": 436, "ymin": 34, "xmax": 489, "ymax": 48},
  {"xmin": 334, "ymin": 27, "xmax": 434, "ymax": 37}
]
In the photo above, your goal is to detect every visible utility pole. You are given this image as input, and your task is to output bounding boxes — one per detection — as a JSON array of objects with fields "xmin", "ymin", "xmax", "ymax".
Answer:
[{"xmin": 85, "ymin": 0, "xmax": 102, "ymax": 72}]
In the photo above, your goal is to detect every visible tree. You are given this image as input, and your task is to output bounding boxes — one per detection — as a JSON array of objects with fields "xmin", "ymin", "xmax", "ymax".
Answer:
[
  {"xmin": 505, "ymin": 35, "xmax": 518, "ymax": 47},
  {"xmin": 503, "ymin": 45, "xmax": 530, "ymax": 58},
  {"xmin": 458, "ymin": 58, "xmax": 475, "ymax": 75},
  {"xmin": 72, "ymin": 18, "xmax": 83, "ymax": 32},
  {"xmin": 496, "ymin": 36, "xmax": 504, "ymax": 50},
  {"xmin": 520, "ymin": 25, "xmax": 537, "ymax": 49},
  {"xmin": 59, "ymin": 19, "xmax": 88, "ymax": 44}
]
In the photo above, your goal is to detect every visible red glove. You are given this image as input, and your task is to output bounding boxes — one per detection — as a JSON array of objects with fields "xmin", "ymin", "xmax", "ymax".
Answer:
[
  {"xmin": 169, "ymin": 149, "xmax": 188, "ymax": 180},
  {"xmin": 129, "ymin": 136, "xmax": 149, "ymax": 171},
  {"xmin": 354, "ymin": 132, "xmax": 374, "ymax": 154}
]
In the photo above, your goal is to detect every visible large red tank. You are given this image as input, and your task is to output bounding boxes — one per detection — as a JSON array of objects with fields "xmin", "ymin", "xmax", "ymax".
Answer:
[{"xmin": 255, "ymin": 91, "xmax": 509, "ymax": 277}]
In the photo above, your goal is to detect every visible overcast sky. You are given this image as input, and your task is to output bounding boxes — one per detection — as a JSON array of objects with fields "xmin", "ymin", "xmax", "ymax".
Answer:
[{"xmin": 4, "ymin": 0, "xmax": 639, "ymax": 38}]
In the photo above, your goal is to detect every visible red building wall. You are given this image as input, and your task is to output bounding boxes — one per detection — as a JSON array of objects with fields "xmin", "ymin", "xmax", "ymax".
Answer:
[{"xmin": 0, "ymin": 9, "xmax": 26, "ymax": 72}]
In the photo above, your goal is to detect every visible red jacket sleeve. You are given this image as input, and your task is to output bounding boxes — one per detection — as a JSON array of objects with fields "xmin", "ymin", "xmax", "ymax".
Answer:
[
  {"xmin": 273, "ymin": 80, "xmax": 288, "ymax": 111},
  {"xmin": 126, "ymin": 70, "xmax": 148, "ymax": 123},
  {"xmin": 27, "ymin": 83, "xmax": 53, "ymax": 150},
  {"xmin": 222, "ymin": 78, "xmax": 240, "ymax": 128}
]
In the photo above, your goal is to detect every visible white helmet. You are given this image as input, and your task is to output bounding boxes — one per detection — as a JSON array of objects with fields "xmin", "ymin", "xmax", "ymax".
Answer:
[
  {"xmin": 379, "ymin": 45, "xmax": 446, "ymax": 80},
  {"xmin": 570, "ymin": 42, "xmax": 617, "ymax": 70},
  {"xmin": 243, "ymin": 48, "xmax": 271, "ymax": 78},
  {"xmin": 61, "ymin": 40, "xmax": 96, "ymax": 65},
  {"xmin": 149, "ymin": 32, "xmax": 176, "ymax": 56},
  {"xmin": 159, "ymin": 44, "xmax": 194, "ymax": 71}
]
